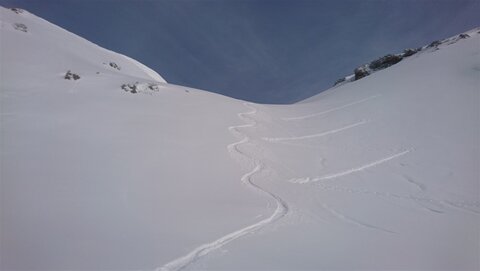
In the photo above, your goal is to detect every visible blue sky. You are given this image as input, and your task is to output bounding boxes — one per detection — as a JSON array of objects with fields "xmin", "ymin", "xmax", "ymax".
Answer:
[{"xmin": 1, "ymin": 0, "xmax": 479, "ymax": 103}]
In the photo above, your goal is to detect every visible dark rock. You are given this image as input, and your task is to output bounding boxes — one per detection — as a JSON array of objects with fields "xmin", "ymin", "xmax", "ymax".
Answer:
[
  {"xmin": 109, "ymin": 62, "xmax": 121, "ymax": 70},
  {"xmin": 64, "ymin": 70, "xmax": 80, "ymax": 80},
  {"xmin": 354, "ymin": 66, "xmax": 369, "ymax": 80},
  {"xmin": 458, "ymin": 33, "xmax": 470, "ymax": 39},
  {"xmin": 121, "ymin": 82, "xmax": 164, "ymax": 94},
  {"xmin": 334, "ymin": 77, "xmax": 346, "ymax": 86},
  {"xmin": 368, "ymin": 54, "xmax": 403, "ymax": 70},
  {"xmin": 121, "ymin": 83, "xmax": 137, "ymax": 94},
  {"xmin": 148, "ymin": 84, "xmax": 160, "ymax": 91},
  {"xmin": 13, "ymin": 23, "xmax": 27, "ymax": 32},
  {"xmin": 10, "ymin": 8, "xmax": 24, "ymax": 14},
  {"xmin": 402, "ymin": 48, "xmax": 419, "ymax": 57},
  {"xmin": 427, "ymin": 40, "xmax": 442, "ymax": 48}
]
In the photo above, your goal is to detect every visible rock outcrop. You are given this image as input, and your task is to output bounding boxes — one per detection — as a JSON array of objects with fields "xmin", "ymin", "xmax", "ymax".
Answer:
[
  {"xmin": 10, "ymin": 8, "xmax": 24, "ymax": 14},
  {"xmin": 13, "ymin": 23, "xmax": 27, "ymax": 32},
  {"xmin": 354, "ymin": 66, "xmax": 370, "ymax": 80},
  {"xmin": 109, "ymin": 62, "xmax": 121, "ymax": 70},
  {"xmin": 121, "ymin": 82, "xmax": 164, "ymax": 94},
  {"xmin": 64, "ymin": 70, "xmax": 80, "ymax": 80},
  {"xmin": 332, "ymin": 31, "xmax": 473, "ymax": 87}
]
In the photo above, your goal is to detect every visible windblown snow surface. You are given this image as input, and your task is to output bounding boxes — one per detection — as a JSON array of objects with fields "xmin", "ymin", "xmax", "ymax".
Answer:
[{"xmin": 1, "ymin": 7, "xmax": 479, "ymax": 271}]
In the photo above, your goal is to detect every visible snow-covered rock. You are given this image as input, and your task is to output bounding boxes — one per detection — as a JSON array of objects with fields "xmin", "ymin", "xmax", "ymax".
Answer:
[
  {"xmin": 12, "ymin": 22, "xmax": 27, "ymax": 32},
  {"xmin": 333, "ymin": 29, "xmax": 478, "ymax": 87}
]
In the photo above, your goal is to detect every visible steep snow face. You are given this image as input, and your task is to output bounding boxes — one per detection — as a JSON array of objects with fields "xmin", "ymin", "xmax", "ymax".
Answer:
[
  {"xmin": 1, "ymin": 7, "xmax": 479, "ymax": 271},
  {"xmin": 0, "ymin": 7, "xmax": 166, "ymax": 85},
  {"xmin": 0, "ymin": 7, "xmax": 265, "ymax": 270}
]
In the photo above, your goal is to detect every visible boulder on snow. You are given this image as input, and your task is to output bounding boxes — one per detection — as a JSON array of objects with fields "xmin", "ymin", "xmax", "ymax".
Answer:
[
  {"xmin": 368, "ymin": 54, "xmax": 403, "ymax": 70},
  {"xmin": 148, "ymin": 84, "xmax": 161, "ymax": 91},
  {"xmin": 64, "ymin": 70, "xmax": 80, "ymax": 80},
  {"xmin": 458, "ymin": 33, "xmax": 470, "ymax": 39},
  {"xmin": 121, "ymin": 82, "xmax": 164, "ymax": 94},
  {"xmin": 13, "ymin": 23, "xmax": 27, "ymax": 32},
  {"xmin": 121, "ymin": 83, "xmax": 138, "ymax": 94},
  {"xmin": 354, "ymin": 66, "xmax": 370, "ymax": 80},
  {"xmin": 10, "ymin": 8, "xmax": 24, "ymax": 14},
  {"xmin": 109, "ymin": 62, "xmax": 121, "ymax": 70}
]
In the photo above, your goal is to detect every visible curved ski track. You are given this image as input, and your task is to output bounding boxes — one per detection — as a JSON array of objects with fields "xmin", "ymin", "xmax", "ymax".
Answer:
[
  {"xmin": 290, "ymin": 149, "xmax": 412, "ymax": 184},
  {"xmin": 282, "ymin": 95, "xmax": 380, "ymax": 121},
  {"xmin": 262, "ymin": 119, "xmax": 368, "ymax": 142},
  {"xmin": 156, "ymin": 102, "xmax": 289, "ymax": 271},
  {"xmin": 321, "ymin": 203, "xmax": 396, "ymax": 233}
]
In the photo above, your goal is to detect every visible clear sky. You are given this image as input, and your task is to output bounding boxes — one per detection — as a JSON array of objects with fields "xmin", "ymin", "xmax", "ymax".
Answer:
[{"xmin": 1, "ymin": 0, "xmax": 479, "ymax": 103}]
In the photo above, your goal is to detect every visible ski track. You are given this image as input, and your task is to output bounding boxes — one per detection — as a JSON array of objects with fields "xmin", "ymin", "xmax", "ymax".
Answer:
[
  {"xmin": 282, "ymin": 95, "xmax": 380, "ymax": 121},
  {"xmin": 156, "ymin": 103, "xmax": 289, "ymax": 271},
  {"xmin": 398, "ymin": 174, "xmax": 444, "ymax": 212},
  {"xmin": 443, "ymin": 200, "xmax": 480, "ymax": 215},
  {"xmin": 401, "ymin": 174, "xmax": 427, "ymax": 193},
  {"xmin": 262, "ymin": 119, "xmax": 368, "ymax": 142},
  {"xmin": 290, "ymin": 149, "xmax": 412, "ymax": 184},
  {"xmin": 321, "ymin": 203, "xmax": 396, "ymax": 233},
  {"xmin": 316, "ymin": 184, "xmax": 446, "ymax": 214},
  {"xmin": 316, "ymin": 183, "xmax": 480, "ymax": 216}
]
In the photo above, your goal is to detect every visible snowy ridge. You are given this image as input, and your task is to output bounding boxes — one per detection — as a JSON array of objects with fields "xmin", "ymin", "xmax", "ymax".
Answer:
[
  {"xmin": 332, "ymin": 27, "xmax": 480, "ymax": 87},
  {"xmin": 0, "ymin": 6, "xmax": 166, "ymax": 83},
  {"xmin": 119, "ymin": 54, "xmax": 166, "ymax": 83}
]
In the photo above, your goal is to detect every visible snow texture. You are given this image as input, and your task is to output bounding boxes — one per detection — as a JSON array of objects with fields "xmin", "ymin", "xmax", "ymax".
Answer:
[{"xmin": 1, "ymin": 7, "xmax": 479, "ymax": 271}]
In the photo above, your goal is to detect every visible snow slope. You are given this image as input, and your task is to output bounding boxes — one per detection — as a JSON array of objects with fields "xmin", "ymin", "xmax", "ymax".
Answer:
[
  {"xmin": 1, "ymin": 7, "xmax": 479, "ymax": 271},
  {"xmin": 0, "ymin": 7, "xmax": 166, "ymax": 84}
]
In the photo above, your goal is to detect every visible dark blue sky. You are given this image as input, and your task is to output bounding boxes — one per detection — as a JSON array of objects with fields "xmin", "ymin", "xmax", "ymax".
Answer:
[{"xmin": 1, "ymin": 0, "xmax": 479, "ymax": 103}]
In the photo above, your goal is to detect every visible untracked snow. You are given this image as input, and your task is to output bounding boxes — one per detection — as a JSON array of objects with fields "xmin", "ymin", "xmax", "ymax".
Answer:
[{"xmin": 1, "ymin": 7, "xmax": 479, "ymax": 271}]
